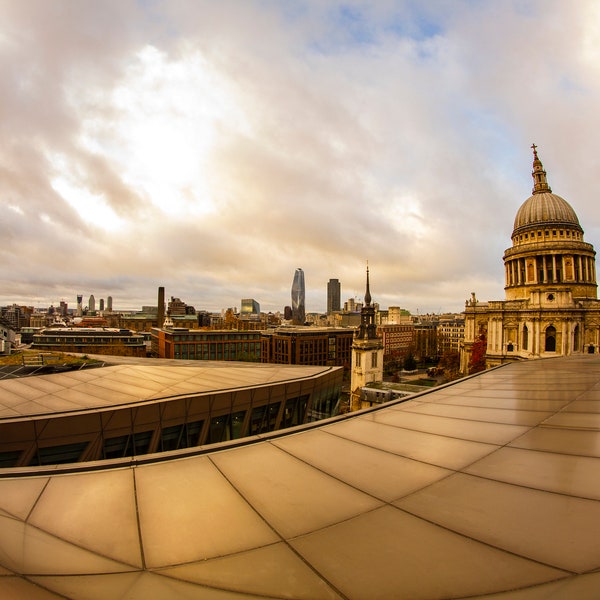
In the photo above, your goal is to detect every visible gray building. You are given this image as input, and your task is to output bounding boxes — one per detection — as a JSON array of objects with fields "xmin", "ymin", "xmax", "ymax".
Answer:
[{"xmin": 327, "ymin": 278, "xmax": 341, "ymax": 314}]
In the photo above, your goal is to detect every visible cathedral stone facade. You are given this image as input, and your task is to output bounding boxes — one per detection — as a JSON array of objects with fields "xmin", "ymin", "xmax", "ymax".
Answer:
[{"xmin": 461, "ymin": 146, "xmax": 600, "ymax": 372}]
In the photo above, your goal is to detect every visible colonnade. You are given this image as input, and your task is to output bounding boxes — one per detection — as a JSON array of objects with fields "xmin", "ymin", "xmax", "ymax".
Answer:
[{"xmin": 505, "ymin": 254, "xmax": 596, "ymax": 287}]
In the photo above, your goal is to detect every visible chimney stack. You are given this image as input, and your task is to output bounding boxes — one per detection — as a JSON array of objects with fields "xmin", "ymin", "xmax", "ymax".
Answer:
[{"xmin": 157, "ymin": 286, "xmax": 165, "ymax": 328}]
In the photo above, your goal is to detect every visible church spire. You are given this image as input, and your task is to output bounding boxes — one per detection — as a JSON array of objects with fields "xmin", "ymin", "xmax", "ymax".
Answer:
[
  {"xmin": 364, "ymin": 264, "xmax": 371, "ymax": 307},
  {"xmin": 531, "ymin": 143, "xmax": 552, "ymax": 194}
]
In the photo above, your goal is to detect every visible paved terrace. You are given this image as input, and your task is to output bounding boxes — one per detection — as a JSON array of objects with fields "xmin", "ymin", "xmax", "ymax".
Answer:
[{"xmin": 1, "ymin": 355, "xmax": 600, "ymax": 599}]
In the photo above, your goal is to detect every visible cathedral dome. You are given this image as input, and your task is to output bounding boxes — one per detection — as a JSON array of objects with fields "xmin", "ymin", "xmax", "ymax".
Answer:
[
  {"xmin": 513, "ymin": 191, "xmax": 581, "ymax": 235},
  {"xmin": 511, "ymin": 146, "xmax": 582, "ymax": 238}
]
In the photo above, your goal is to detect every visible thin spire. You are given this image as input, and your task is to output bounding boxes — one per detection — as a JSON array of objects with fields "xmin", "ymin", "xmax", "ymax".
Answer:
[
  {"xmin": 364, "ymin": 264, "xmax": 371, "ymax": 306},
  {"xmin": 531, "ymin": 143, "xmax": 552, "ymax": 194}
]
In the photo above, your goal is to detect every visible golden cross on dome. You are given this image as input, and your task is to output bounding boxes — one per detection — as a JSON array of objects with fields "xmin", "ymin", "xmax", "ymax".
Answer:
[{"xmin": 531, "ymin": 143, "xmax": 538, "ymax": 158}]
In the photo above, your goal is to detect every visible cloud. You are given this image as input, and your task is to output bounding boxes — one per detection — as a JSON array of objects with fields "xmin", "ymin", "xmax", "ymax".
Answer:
[{"xmin": 0, "ymin": 0, "xmax": 598, "ymax": 314}]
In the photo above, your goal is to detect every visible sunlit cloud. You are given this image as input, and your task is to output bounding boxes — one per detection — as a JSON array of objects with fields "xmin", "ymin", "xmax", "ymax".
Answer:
[{"xmin": 0, "ymin": 1, "xmax": 599, "ymax": 314}]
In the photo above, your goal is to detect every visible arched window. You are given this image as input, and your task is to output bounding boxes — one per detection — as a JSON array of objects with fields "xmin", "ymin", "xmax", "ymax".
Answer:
[
  {"xmin": 573, "ymin": 325, "xmax": 580, "ymax": 352},
  {"xmin": 545, "ymin": 326, "xmax": 556, "ymax": 352},
  {"xmin": 522, "ymin": 325, "xmax": 528, "ymax": 351}
]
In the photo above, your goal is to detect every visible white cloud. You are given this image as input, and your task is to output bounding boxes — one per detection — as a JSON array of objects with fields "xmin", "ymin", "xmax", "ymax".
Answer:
[{"xmin": 0, "ymin": 0, "xmax": 598, "ymax": 314}]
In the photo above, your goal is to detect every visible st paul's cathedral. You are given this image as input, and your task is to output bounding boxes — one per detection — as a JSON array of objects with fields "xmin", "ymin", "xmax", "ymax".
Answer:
[{"xmin": 461, "ymin": 146, "xmax": 600, "ymax": 371}]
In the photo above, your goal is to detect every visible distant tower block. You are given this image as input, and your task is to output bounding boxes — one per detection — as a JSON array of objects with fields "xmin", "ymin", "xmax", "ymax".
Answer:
[
  {"xmin": 327, "ymin": 278, "xmax": 341, "ymax": 314},
  {"xmin": 77, "ymin": 295, "xmax": 83, "ymax": 317},
  {"xmin": 107, "ymin": 296, "xmax": 113, "ymax": 312},
  {"xmin": 88, "ymin": 295, "xmax": 96, "ymax": 312},
  {"xmin": 291, "ymin": 268, "xmax": 305, "ymax": 325},
  {"xmin": 99, "ymin": 299, "xmax": 105, "ymax": 312}
]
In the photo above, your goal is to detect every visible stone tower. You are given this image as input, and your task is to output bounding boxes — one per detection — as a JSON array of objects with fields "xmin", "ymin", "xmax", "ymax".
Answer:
[{"xmin": 350, "ymin": 266, "xmax": 384, "ymax": 411}]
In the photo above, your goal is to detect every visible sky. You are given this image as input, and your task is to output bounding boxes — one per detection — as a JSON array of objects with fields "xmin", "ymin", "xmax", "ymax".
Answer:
[{"xmin": 1, "ymin": 0, "xmax": 600, "ymax": 315}]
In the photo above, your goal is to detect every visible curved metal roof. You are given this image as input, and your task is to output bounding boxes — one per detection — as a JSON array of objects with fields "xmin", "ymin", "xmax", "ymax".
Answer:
[
  {"xmin": 0, "ymin": 360, "xmax": 336, "ymax": 419},
  {"xmin": 1, "ymin": 355, "xmax": 600, "ymax": 598}
]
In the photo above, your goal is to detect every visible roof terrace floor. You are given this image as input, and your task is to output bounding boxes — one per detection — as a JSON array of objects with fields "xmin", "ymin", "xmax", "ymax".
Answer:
[{"xmin": 1, "ymin": 354, "xmax": 599, "ymax": 599}]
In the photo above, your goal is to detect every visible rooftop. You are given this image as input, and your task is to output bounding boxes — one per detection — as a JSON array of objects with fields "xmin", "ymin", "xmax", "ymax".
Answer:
[
  {"xmin": 0, "ymin": 359, "xmax": 335, "ymax": 419},
  {"xmin": 1, "ymin": 354, "xmax": 600, "ymax": 598}
]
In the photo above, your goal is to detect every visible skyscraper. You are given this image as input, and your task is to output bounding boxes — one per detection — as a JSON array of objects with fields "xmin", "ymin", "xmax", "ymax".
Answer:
[
  {"xmin": 88, "ymin": 295, "xmax": 95, "ymax": 312},
  {"xmin": 327, "ymin": 278, "xmax": 341, "ymax": 314},
  {"xmin": 291, "ymin": 268, "xmax": 305, "ymax": 325}
]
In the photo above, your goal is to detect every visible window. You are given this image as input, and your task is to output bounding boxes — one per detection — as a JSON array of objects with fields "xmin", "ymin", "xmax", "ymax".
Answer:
[
  {"xmin": 103, "ymin": 431, "xmax": 153, "ymax": 459},
  {"xmin": 35, "ymin": 441, "xmax": 88, "ymax": 465},
  {"xmin": 0, "ymin": 450, "xmax": 22, "ymax": 468},
  {"xmin": 160, "ymin": 420, "xmax": 204, "ymax": 451},
  {"xmin": 249, "ymin": 403, "xmax": 281, "ymax": 435},
  {"xmin": 371, "ymin": 352, "xmax": 378, "ymax": 368},
  {"xmin": 355, "ymin": 353, "xmax": 361, "ymax": 367},
  {"xmin": 545, "ymin": 326, "xmax": 556, "ymax": 352}
]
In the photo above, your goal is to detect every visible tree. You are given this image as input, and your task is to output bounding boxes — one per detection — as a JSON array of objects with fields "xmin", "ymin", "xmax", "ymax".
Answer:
[
  {"xmin": 383, "ymin": 350, "xmax": 403, "ymax": 378},
  {"xmin": 438, "ymin": 350, "xmax": 460, "ymax": 374},
  {"xmin": 403, "ymin": 353, "xmax": 417, "ymax": 371},
  {"xmin": 469, "ymin": 329, "xmax": 487, "ymax": 374}
]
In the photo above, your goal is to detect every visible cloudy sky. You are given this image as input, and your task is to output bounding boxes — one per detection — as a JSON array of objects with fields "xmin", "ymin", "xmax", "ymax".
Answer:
[{"xmin": 1, "ymin": 1, "xmax": 599, "ymax": 315}]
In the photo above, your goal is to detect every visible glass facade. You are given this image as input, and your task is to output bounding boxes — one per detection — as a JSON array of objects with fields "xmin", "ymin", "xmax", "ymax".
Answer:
[
  {"xmin": 291, "ymin": 268, "xmax": 306, "ymax": 325},
  {"xmin": 0, "ymin": 362, "xmax": 343, "ymax": 467}
]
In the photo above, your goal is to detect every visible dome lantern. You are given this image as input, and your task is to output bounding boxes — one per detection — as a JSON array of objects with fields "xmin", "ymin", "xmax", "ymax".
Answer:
[
  {"xmin": 531, "ymin": 143, "xmax": 552, "ymax": 194},
  {"xmin": 512, "ymin": 145, "xmax": 582, "ymax": 238}
]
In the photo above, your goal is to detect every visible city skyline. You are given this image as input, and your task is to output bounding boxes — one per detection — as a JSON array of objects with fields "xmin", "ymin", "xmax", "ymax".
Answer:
[{"xmin": 1, "ymin": 2, "xmax": 600, "ymax": 314}]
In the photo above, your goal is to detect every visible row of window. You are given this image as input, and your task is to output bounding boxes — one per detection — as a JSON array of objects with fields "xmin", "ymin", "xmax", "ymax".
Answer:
[
  {"xmin": 355, "ymin": 352, "xmax": 379, "ymax": 368},
  {"xmin": 0, "ymin": 395, "xmax": 314, "ymax": 468},
  {"xmin": 171, "ymin": 333, "xmax": 262, "ymax": 342},
  {"xmin": 174, "ymin": 342, "xmax": 262, "ymax": 360},
  {"xmin": 507, "ymin": 324, "xmax": 593, "ymax": 353},
  {"xmin": 516, "ymin": 229, "xmax": 581, "ymax": 243},
  {"xmin": 33, "ymin": 335, "xmax": 143, "ymax": 344}
]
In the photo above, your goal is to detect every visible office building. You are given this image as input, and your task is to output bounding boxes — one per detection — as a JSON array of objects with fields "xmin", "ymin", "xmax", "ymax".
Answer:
[
  {"xmin": 261, "ymin": 327, "xmax": 354, "ymax": 368},
  {"xmin": 167, "ymin": 296, "xmax": 195, "ymax": 315},
  {"xmin": 31, "ymin": 327, "xmax": 146, "ymax": 357},
  {"xmin": 241, "ymin": 298, "xmax": 260, "ymax": 317},
  {"xmin": 327, "ymin": 278, "xmax": 341, "ymax": 313},
  {"xmin": 152, "ymin": 328, "xmax": 263, "ymax": 361},
  {"xmin": 387, "ymin": 306, "xmax": 411, "ymax": 324},
  {"xmin": 378, "ymin": 323, "xmax": 415, "ymax": 357},
  {"xmin": 291, "ymin": 268, "xmax": 305, "ymax": 325},
  {"xmin": 438, "ymin": 317, "xmax": 465, "ymax": 355},
  {"xmin": 462, "ymin": 147, "xmax": 600, "ymax": 371}
]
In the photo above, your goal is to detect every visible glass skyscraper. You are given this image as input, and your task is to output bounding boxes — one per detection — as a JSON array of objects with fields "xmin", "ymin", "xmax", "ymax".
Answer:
[{"xmin": 291, "ymin": 268, "xmax": 305, "ymax": 325}]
